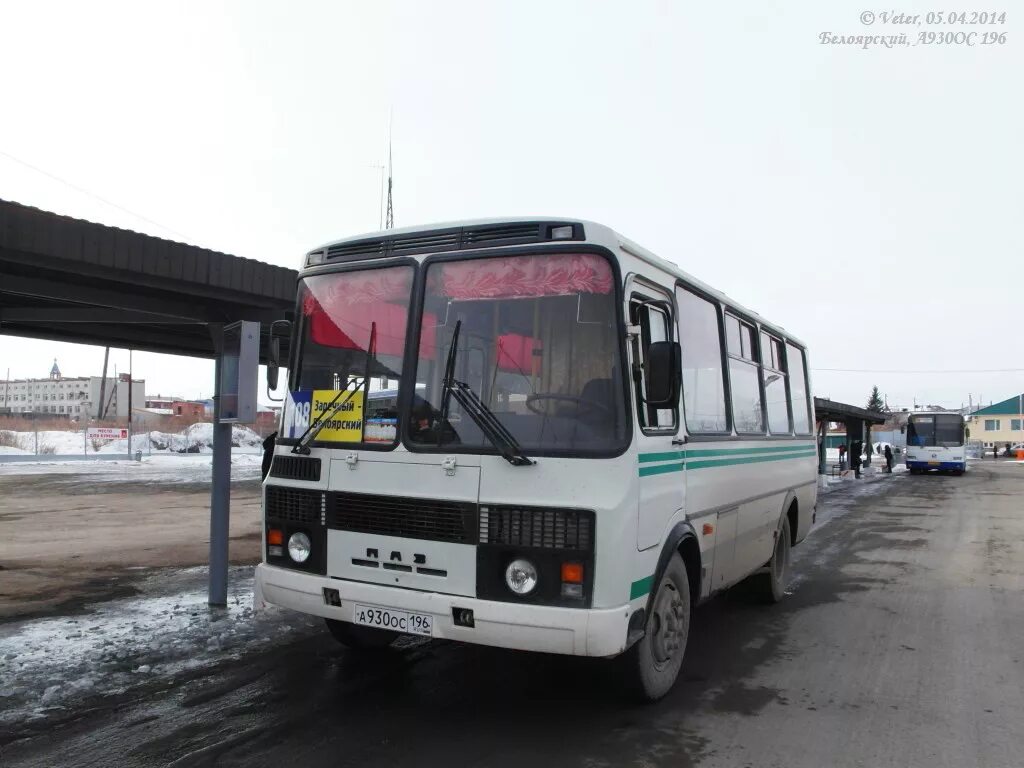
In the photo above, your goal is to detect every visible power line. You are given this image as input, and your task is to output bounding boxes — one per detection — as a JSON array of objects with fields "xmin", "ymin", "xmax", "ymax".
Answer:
[
  {"xmin": 0, "ymin": 148, "xmax": 194, "ymax": 242},
  {"xmin": 811, "ymin": 370, "xmax": 1019, "ymax": 376}
]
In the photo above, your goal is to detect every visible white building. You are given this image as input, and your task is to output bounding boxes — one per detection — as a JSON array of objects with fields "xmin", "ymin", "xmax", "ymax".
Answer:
[{"xmin": 0, "ymin": 360, "xmax": 145, "ymax": 421}]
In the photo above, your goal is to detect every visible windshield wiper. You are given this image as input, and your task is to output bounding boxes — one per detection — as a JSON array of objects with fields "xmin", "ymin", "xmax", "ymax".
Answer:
[
  {"xmin": 291, "ymin": 322, "xmax": 376, "ymax": 455},
  {"xmin": 438, "ymin": 320, "xmax": 533, "ymax": 467}
]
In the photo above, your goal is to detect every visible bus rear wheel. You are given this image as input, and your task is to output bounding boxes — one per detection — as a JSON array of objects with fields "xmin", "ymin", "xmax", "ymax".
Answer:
[
  {"xmin": 325, "ymin": 618, "xmax": 399, "ymax": 650},
  {"xmin": 619, "ymin": 553, "xmax": 690, "ymax": 701},
  {"xmin": 756, "ymin": 516, "xmax": 791, "ymax": 603}
]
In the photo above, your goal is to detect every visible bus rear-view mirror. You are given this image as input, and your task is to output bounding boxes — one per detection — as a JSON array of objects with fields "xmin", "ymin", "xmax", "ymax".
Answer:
[
  {"xmin": 266, "ymin": 319, "xmax": 291, "ymax": 394},
  {"xmin": 645, "ymin": 341, "xmax": 681, "ymax": 407}
]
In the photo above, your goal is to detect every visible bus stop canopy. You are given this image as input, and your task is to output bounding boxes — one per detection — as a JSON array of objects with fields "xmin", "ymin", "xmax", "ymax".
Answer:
[
  {"xmin": 1, "ymin": 198, "xmax": 299, "ymax": 606},
  {"xmin": 814, "ymin": 397, "xmax": 888, "ymax": 426},
  {"xmin": 0, "ymin": 199, "xmax": 296, "ymax": 361}
]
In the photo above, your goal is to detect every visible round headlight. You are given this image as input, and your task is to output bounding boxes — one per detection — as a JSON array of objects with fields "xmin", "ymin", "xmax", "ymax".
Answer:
[
  {"xmin": 504, "ymin": 558, "xmax": 538, "ymax": 595},
  {"xmin": 288, "ymin": 532, "xmax": 311, "ymax": 563}
]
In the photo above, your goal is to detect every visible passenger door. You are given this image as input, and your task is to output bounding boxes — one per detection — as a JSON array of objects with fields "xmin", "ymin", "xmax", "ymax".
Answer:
[{"xmin": 629, "ymin": 281, "xmax": 684, "ymax": 551}]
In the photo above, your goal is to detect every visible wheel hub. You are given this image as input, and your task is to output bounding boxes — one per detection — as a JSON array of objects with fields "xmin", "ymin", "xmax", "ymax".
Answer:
[{"xmin": 650, "ymin": 582, "xmax": 685, "ymax": 663}]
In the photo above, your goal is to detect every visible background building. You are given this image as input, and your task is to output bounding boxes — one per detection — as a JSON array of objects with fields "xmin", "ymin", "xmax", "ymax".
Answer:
[
  {"xmin": 967, "ymin": 394, "xmax": 1024, "ymax": 447},
  {"xmin": 0, "ymin": 360, "xmax": 145, "ymax": 421}
]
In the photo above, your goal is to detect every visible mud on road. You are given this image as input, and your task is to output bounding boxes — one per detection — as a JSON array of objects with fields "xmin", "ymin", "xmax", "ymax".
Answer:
[
  {"xmin": 2, "ymin": 463, "xmax": 1023, "ymax": 767},
  {"xmin": 0, "ymin": 471, "xmax": 262, "ymax": 619}
]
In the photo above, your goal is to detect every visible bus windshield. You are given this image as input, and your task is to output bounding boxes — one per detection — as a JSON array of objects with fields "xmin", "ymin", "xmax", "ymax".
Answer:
[
  {"xmin": 408, "ymin": 252, "xmax": 628, "ymax": 456},
  {"xmin": 282, "ymin": 265, "xmax": 415, "ymax": 445},
  {"xmin": 907, "ymin": 414, "xmax": 964, "ymax": 448}
]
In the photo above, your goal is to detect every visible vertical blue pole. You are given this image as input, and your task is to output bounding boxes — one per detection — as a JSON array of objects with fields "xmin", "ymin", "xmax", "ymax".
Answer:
[{"xmin": 209, "ymin": 332, "xmax": 231, "ymax": 606}]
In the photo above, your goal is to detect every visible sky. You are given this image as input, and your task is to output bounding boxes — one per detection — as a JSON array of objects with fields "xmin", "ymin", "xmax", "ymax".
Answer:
[{"xmin": 1, "ymin": 1, "xmax": 1021, "ymax": 412}]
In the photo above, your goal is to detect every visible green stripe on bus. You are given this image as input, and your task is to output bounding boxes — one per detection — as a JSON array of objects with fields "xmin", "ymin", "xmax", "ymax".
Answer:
[
  {"xmin": 634, "ymin": 444, "xmax": 819, "ymax": 475},
  {"xmin": 682, "ymin": 444, "xmax": 815, "ymax": 458},
  {"xmin": 630, "ymin": 575, "xmax": 654, "ymax": 600},
  {"xmin": 638, "ymin": 461, "xmax": 686, "ymax": 477},
  {"xmin": 685, "ymin": 450, "xmax": 817, "ymax": 470},
  {"xmin": 638, "ymin": 451, "xmax": 686, "ymax": 463}
]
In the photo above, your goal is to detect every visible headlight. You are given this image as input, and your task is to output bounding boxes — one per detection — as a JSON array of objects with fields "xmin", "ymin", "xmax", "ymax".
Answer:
[
  {"xmin": 288, "ymin": 532, "xmax": 311, "ymax": 563},
  {"xmin": 504, "ymin": 558, "xmax": 538, "ymax": 595}
]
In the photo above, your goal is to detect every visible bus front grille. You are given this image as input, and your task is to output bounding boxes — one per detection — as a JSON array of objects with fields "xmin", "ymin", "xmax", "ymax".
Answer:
[
  {"xmin": 328, "ymin": 491, "xmax": 475, "ymax": 544},
  {"xmin": 269, "ymin": 456, "xmax": 322, "ymax": 482},
  {"xmin": 265, "ymin": 486, "xmax": 324, "ymax": 524},
  {"xmin": 478, "ymin": 506, "xmax": 594, "ymax": 551}
]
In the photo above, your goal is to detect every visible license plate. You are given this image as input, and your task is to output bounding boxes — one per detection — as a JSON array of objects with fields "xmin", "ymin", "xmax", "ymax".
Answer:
[{"xmin": 353, "ymin": 603, "xmax": 433, "ymax": 636}]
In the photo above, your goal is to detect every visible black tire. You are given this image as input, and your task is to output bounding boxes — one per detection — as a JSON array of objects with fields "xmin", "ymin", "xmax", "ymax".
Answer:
[
  {"xmin": 618, "ymin": 553, "xmax": 690, "ymax": 702},
  {"xmin": 756, "ymin": 516, "xmax": 791, "ymax": 603},
  {"xmin": 325, "ymin": 618, "xmax": 399, "ymax": 650}
]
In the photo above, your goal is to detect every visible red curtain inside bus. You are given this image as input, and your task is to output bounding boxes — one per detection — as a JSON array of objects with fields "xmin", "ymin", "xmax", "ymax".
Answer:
[{"xmin": 431, "ymin": 253, "xmax": 614, "ymax": 299}]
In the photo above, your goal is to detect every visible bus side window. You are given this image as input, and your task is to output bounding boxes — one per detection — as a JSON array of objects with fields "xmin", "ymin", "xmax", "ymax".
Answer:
[
  {"xmin": 786, "ymin": 342, "xmax": 812, "ymax": 435},
  {"xmin": 630, "ymin": 298, "xmax": 678, "ymax": 432},
  {"xmin": 725, "ymin": 313, "xmax": 764, "ymax": 434},
  {"xmin": 675, "ymin": 286, "xmax": 728, "ymax": 433},
  {"xmin": 761, "ymin": 331, "xmax": 790, "ymax": 435}
]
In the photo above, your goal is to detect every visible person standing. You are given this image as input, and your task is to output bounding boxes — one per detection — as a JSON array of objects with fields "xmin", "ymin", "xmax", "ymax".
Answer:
[
  {"xmin": 884, "ymin": 444, "xmax": 894, "ymax": 473},
  {"xmin": 851, "ymin": 439, "xmax": 862, "ymax": 479},
  {"xmin": 838, "ymin": 443, "xmax": 847, "ymax": 472}
]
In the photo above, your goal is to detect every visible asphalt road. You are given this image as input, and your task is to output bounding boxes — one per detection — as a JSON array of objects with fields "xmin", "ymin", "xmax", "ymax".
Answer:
[{"xmin": 3, "ymin": 462, "xmax": 1022, "ymax": 768}]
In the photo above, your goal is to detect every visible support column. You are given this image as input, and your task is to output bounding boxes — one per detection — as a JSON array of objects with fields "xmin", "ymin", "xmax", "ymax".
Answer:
[
  {"xmin": 846, "ymin": 418, "xmax": 863, "ymax": 478},
  {"xmin": 817, "ymin": 420, "xmax": 827, "ymax": 476},
  {"xmin": 209, "ymin": 325, "xmax": 231, "ymax": 606}
]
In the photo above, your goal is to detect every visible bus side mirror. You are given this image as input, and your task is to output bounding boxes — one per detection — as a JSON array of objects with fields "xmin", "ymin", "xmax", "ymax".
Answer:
[
  {"xmin": 267, "ymin": 341, "xmax": 280, "ymax": 391},
  {"xmin": 965, "ymin": 427, "xmax": 970, "ymax": 439},
  {"xmin": 645, "ymin": 341, "xmax": 681, "ymax": 407},
  {"xmin": 266, "ymin": 319, "xmax": 291, "ymax": 396}
]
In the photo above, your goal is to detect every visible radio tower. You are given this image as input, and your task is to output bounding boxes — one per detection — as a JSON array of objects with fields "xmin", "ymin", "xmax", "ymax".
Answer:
[{"xmin": 384, "ymin": 136, "xmax": 394, "ymax": 230}]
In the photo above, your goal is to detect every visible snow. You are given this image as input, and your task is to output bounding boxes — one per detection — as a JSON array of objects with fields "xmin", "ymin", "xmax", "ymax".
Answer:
[
  {"xmin": 0, "ymin": 423, "xmax": 264, "ymax": 458},
  {"xmin": 0, "ymin": 452, "xmax": 262, "ymax": 481},
  {"xmin": 0, "ymin": 446, "xmax": 32, "ymax": 456},
  {"xmin": 0, "ymin": 567, "xmax": 321, "ymax": 729}
]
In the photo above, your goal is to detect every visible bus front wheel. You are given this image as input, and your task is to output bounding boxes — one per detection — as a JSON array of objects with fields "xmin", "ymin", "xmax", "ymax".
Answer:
[
  {"xmin": 325, "ymin": 618, "xmax": 399, "ymax": 650},
  {"xmin": 619, "ymin": 552, "xmax": 690, "ymax": 701}
]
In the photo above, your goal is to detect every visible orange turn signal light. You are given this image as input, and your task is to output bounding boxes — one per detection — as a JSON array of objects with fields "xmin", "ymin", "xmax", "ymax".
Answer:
[
  {"xmin": 561, "ymin": 562, "xmax": 584, "ymax": 584},
  {"xmin": 702, "ymin": 523, "xmax": 715, "ymax": 536},
  {"xmin": 267, "ymin": 529, "xmax": 284, "ymax": 546}
]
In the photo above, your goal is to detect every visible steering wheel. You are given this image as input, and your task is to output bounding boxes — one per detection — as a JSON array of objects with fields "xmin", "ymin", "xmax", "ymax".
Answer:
[{"xmin": 525, "ymin": 393, "xmax": 614, "ymax": 417}]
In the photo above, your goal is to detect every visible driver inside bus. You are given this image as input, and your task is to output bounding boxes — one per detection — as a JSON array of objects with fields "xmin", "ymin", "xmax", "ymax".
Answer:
[{"xmin": 408, "ymin": 395, "xmax": 460, "ymax": 445}]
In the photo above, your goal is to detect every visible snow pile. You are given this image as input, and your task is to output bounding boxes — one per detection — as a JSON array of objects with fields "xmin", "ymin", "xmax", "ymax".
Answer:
[
  {"xmin": 0, "ymin": 445, "xmax": 32, "ymax": 456},
  {"xmin": 0, "ymin": 567, "xmax": 320, "ymax": 731},
  {"xmin": 108, "ymin": 423, "xmax": 263, "ymax": 455},
  {"xmin": 0, "ymin": 423, "xmax": 265, "ymax": 457},
  {"xmin": 0, "ymin": 452, "xmax": 264, "ymax": 482}
]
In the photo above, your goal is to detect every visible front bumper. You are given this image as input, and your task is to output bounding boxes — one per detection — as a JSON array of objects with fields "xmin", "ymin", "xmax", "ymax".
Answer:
[
  {"xmin": 906, "ymin": 461, "xmax": 964, "ymax": 471},
  {"xmin": 255, "ymin": 563, "xmax": 632, "ymax": 658}
]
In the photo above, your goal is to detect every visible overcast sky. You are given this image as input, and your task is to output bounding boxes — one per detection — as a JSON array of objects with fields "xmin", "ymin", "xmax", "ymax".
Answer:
[{"xmin": 1, "ymin": 1, "xmax": 1021, "ymax": 412}]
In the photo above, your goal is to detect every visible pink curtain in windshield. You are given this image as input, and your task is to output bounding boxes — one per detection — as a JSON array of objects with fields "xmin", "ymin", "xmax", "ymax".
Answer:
[
  {"xmin": 433, "ymin": 253, "xmax": 613, "ymax": 299},
  {"xmin": 302, "ymin": 267, "xmax": 436, "ymax": 356}
]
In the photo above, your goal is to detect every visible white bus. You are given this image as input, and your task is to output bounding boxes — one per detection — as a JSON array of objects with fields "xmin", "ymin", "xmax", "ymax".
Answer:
[
  {"xmin": 904, "ymin": 411, "xmax": 967, "ymax": 475},
  {"xmin": 256, "ymin": 219, "xmax": 818, "ymax": 699}
]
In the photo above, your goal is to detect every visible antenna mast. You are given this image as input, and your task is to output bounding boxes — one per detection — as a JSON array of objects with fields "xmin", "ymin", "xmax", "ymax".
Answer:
[{"xmin": 385, "ymin": 131, "xmax": 394, "ymax": 230}]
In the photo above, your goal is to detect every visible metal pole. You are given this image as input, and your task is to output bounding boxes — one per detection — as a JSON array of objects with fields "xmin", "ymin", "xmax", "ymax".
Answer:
[
  {"xmin": 128, "ymin": 349, "xmax": 133, "ymax": 458},
  {"xmin": 209, "ymin": 327, "xmax": 231, "ymax": 606}
]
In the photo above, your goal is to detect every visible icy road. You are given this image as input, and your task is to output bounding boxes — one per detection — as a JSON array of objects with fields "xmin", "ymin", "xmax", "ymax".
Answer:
[{"xmin": 1, "ymin": 463, "xmax": 1023, "ymax": 767}]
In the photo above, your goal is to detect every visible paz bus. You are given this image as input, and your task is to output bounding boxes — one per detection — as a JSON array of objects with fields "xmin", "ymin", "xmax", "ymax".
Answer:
[
  {"xmin": 904, "ymin": 411, "xmax": 967, "ymax": 474},
  {"xmin": 255, "ymin": 219, "xmax": 818, "ymax": 699}
]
